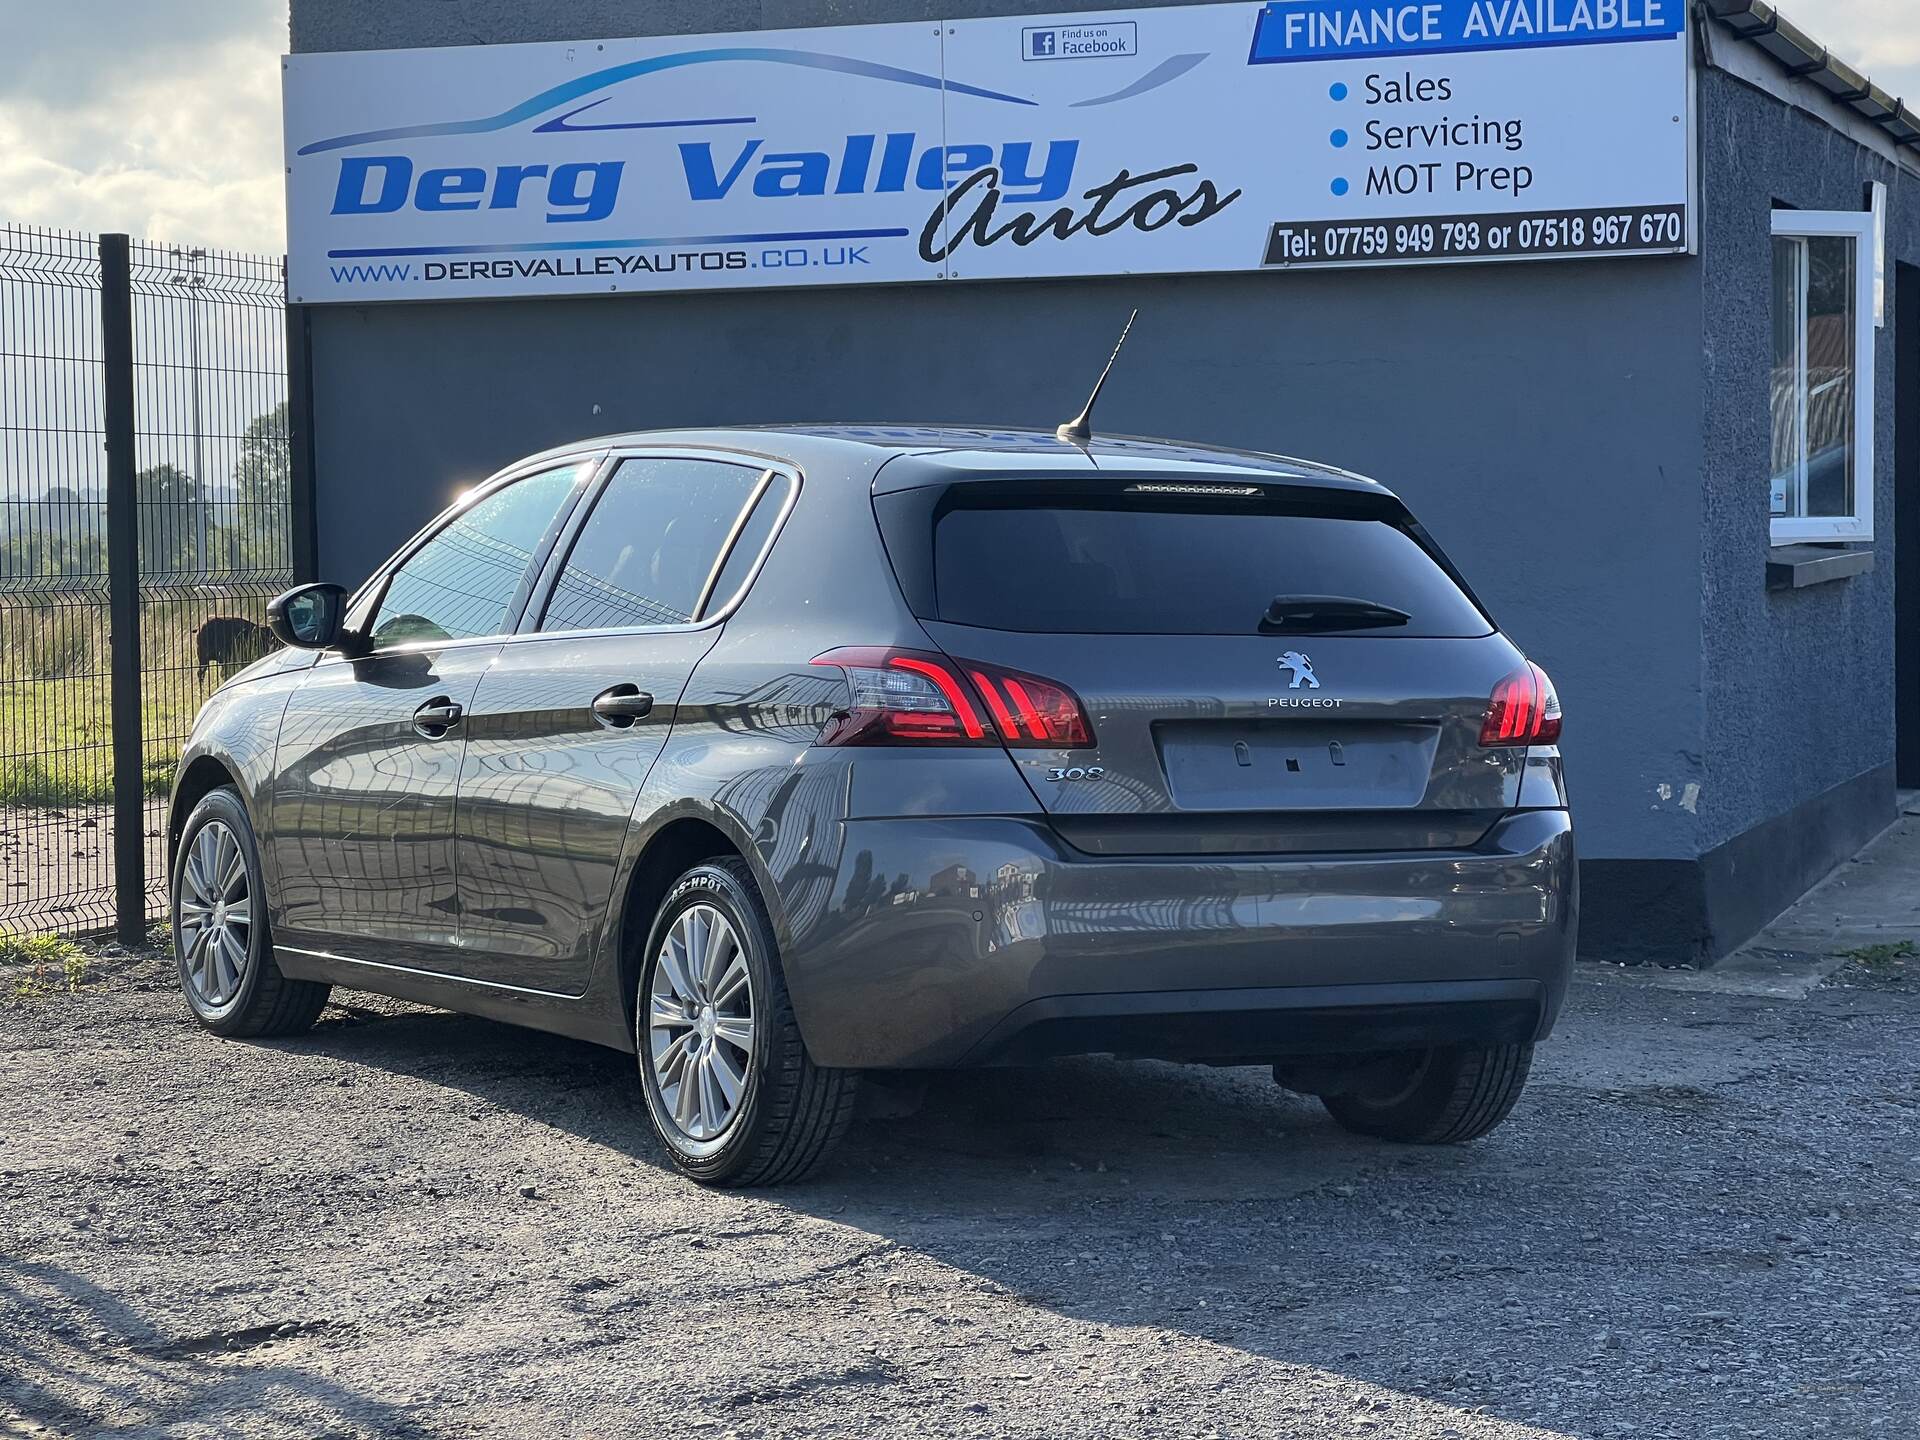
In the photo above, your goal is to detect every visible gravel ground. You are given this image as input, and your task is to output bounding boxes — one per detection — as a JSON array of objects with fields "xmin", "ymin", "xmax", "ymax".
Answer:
[
  {"xmin": 2, "ymin": 941, "xmax": 1916, "ymax": 1440},
  {"xmin": 0, "ymin": 805, "xmax": 153, "ymax": 935}
]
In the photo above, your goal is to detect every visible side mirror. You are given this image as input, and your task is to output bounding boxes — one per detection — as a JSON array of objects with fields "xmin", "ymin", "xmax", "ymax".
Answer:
[{"xmin": 267, "ymin": 583, "xmax": 349, "ymax": 650}]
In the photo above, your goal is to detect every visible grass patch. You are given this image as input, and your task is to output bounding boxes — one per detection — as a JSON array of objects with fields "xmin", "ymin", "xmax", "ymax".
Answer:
[
  {"xmin": 1840, "ymin": 940, "xmax": 1918, "ymax": 972},
  {"xmin": 1, "ymin": 932, "xmax": 89, "ymax": 1000},
  {"xmin": 0, "ymin": 595, "xmax": 281, "ymax": 806},
  {"xmin": 0, "ymin": 745, "xmax": 180, "ymax": 806},
  {"xmin": 0, "ymin": 673, "xmax": 207, "ymax": 806}
]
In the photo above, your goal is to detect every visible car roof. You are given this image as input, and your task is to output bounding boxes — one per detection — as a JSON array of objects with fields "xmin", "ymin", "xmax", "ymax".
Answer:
[{"xmin": 504, "ymin": 425, "xmax": 1389, "ymax": 497}]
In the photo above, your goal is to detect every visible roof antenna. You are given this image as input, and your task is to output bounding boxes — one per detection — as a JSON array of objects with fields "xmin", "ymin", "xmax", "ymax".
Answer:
[{"xmin": 1056, "ymin": 308, "xmax": 1138, "ymax": 446}]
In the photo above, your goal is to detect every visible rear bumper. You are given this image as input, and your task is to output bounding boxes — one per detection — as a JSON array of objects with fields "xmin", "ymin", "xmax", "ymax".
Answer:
[
  {"xmin": 775, "ymin": 807, "xmax": 1577, "ymax": 1069},
  {"xmin": 964, "ymin": 979, "xmax": 1549, "ymax": 1066}
]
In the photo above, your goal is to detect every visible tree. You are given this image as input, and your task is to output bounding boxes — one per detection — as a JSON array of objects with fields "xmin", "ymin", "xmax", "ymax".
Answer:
[
  {"xmin": 136, "ymin": 463, "xmax": 199, "ymax": 577},
  {"xmin": 228, "ymin": 403, "xmax": 290, "ymax": 572},
  {"xmin": 0, "ymin": 487, "xmax": 104, "ymax": 588}
]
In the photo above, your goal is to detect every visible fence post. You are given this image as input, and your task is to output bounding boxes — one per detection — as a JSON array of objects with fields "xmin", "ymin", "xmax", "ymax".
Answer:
[
  {"xmin": 100, "ymin": 234, "xmax": 146, "ymax": 945},
  {"xmin": 285, "ymin": 299, "xmax": 320, "ymax": 584}
]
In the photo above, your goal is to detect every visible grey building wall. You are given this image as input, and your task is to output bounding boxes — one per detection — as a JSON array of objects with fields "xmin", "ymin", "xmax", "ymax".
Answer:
[
  {"xmin": 290, "ymin": 1, "xmax": 1907, "ymax": 958},
  {"xmin": 1694, "ymin": 64, "xmax": 1913, "ymax": 944}
]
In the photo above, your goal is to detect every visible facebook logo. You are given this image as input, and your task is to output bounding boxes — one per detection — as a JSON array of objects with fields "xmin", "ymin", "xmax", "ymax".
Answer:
[{"xmin": 1022, "ymin": 22, "xmax": 1134, "ymax": 60}]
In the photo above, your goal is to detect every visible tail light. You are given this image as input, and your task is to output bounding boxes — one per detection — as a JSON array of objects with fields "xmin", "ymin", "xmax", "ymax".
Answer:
[
  {"xmin": 811, "ymin": 648, "xmax": 1093, "ymax": 748},
  {"xmin": 1480, "ymin": 661, "xmax": 1562, "ymax": 746},
  {"xmin": 963, "ymin": 664, "xmax": 1093, "ymax": 747}
]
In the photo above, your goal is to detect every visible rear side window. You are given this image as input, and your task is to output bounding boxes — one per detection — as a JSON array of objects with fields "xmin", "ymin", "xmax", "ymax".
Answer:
[
  {"xmin": 932, "ymin": 504, "xmax": 1489, "ymax": 637},
  {"xmin": 540, "ymin": 457, "xmax": 771, "ymax": 633}
]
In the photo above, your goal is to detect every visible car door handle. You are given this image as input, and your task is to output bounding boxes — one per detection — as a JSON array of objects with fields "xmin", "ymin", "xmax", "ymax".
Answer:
[
  {"xmin": 412, "ymin": 697, "xmax": 464, "ymax": 737},
  {"xmin": 591, "ymin": 685, "xmax": 654, "ymax": 729}
]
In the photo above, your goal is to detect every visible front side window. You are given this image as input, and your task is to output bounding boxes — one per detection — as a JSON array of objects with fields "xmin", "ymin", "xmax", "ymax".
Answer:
[
  {"xmin": 1770, "ymin": 210, "xmax": 1875, "ymax": 544},
  {"xmin": 539, "ymin": 457, "xmax": 772, "ymax": 633},
  {"xmin": 369, "ymin": 464, "xmax": 583, "ymax": 649}
]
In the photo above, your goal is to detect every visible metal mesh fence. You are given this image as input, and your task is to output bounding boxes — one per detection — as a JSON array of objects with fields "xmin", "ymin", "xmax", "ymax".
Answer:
[
  {"xmin": 128, "ymin": 242, "xmax": 292, "ymax": 924},
  {"xmin": 0, "ymin": 226, "xmax": 291, "ymax": 936},
  {"xmin": 0, "ymin": 228, "xmax": 116, "ymax": 931}
]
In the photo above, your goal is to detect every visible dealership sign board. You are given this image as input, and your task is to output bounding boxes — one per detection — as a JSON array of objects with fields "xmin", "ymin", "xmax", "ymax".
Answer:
[{"xmin": 283, "ymin": 1, "xmax": 1693, "ymax": 303}]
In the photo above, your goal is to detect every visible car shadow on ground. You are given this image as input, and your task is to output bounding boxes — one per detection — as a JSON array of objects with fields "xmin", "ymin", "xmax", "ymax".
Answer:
[
  {"xmin": 298, "ymin": 994, "xmax": 1384, "ymax": 1206},
  {"xmin": 0, "ymin": 1256, "xmax": 442, "ymax": 1438},
  {"xmin": 271, "ymin": 996, "xmax": 1685, "ymax": 1437}
]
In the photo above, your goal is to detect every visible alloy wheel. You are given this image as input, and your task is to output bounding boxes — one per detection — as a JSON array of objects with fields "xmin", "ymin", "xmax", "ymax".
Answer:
[
  {"xmin": 178, "ymin": 820, "xmax": 252, "ymax": 1008},
  {"xmin": 647, "ymin": 903, "xmax": 756, "ymax": 1142}
]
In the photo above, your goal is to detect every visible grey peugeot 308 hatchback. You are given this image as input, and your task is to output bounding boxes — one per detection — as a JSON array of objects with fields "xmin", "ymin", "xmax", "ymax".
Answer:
[{"xmin": 169, "ymin": 425, "xmax": 1575, "ymax": 1186}]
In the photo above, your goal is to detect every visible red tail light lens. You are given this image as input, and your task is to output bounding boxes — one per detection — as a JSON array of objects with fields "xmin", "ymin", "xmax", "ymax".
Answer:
[
  {"xmin": 810, "ymin": 648, "xmax": 1093, "ymax": 749},
  {"xmin": 964, "ymin": 666, "xmax": 1093, "ymax": 747},
  {"xmin": 1480, "ymin": 662, "xmax": 1562, "ymax": 746}
]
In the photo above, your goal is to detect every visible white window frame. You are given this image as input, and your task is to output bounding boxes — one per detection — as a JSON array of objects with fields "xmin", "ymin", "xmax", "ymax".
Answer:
[{"xmin": 1769, "ymin": 209, "xmax": 1876, "ymax": 546}]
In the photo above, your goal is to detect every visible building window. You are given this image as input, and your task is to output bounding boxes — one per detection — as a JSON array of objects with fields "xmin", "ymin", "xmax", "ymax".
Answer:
[{"xmin": 1769, "ymin": 209, "xmax": 1876, "ymax": 544}]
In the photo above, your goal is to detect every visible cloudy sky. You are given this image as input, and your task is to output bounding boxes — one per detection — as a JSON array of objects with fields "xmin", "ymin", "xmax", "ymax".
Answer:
[{"xmin": 1, "ymin": 0, "xmax": 1915, "ymax": 256}]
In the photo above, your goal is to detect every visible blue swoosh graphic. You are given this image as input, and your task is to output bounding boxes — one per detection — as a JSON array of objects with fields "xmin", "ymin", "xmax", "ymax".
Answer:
[
  {"xmin": 297, "ymin": 48, "xmax": 1035, "ymax": 155},
  {"xmin": 534, "ymin": 98, "xmax": 756, "ymax": 133},
  {"xmin": 1071, "ymin": 54, "xmax": 1208, "ymax": 107}
]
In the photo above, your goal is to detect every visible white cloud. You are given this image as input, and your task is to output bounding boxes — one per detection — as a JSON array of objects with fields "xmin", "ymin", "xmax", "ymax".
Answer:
[{"xmin": 0, "ymin": 28, "xmax": 284, "ymax": 255}]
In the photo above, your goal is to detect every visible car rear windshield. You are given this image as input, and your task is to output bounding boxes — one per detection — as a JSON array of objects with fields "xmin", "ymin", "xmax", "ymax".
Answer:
[{"xmin": 931, "ymin": 503, "xmax": 1491, "ymax": 636}]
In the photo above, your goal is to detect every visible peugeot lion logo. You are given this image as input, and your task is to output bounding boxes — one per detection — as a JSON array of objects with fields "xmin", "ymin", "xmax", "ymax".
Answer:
[{"xmin": 1277, "ymin": 651, "xmax": 1319, "ymax": 689}]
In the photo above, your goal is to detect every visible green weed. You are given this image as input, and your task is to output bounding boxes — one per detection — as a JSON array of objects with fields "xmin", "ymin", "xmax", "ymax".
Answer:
[
  {"xmin": 1, "ymin": 932, "xmax": 89, "ymax": 1000},
  {"xmin": 1841, "ymin": 940, "xmax": 1918, "ymax": 971}
]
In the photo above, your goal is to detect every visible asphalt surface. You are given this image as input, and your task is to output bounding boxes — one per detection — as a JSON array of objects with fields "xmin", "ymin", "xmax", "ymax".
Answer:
[{"xmin": 2, "ymin": 940, "xmax": 1916, "ymax": 1440}]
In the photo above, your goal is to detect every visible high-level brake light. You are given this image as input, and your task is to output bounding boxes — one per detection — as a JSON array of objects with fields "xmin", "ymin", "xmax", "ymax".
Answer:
[
  {"xmin": 1124, "ymin": 482, "xmax": 1264, "ymax": 498},
  {"xmin": 811, "ymin": 648, "xmax": 1094, "ymax": 749}
]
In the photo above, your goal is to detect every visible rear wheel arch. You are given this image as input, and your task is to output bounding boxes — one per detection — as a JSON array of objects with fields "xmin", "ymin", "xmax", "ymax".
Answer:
[
  {"xmin": 617, "ymin": 816, "xmax": 749, "ymax": 1033},
  {"xmin": 634, "ymin": 853, "xmax": 858, "ymax": 1185}
]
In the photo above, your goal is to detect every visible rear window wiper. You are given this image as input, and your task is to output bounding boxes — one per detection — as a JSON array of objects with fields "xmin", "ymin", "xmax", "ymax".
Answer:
[{"xmin": 1259, "ymin": 594, "xmax": 1413, "ymax": 633}]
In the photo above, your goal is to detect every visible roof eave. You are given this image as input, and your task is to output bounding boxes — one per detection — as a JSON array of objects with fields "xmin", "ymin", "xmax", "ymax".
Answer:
[{"xmin": 1707, "ymin": 0, "xmax": 1920, "ymax": 151}]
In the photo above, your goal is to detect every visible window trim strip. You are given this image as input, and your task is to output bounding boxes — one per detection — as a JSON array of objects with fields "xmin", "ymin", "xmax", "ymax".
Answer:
[{"xmin": 692, "ymin": 467, "xmax": 777, "ymax": 622}]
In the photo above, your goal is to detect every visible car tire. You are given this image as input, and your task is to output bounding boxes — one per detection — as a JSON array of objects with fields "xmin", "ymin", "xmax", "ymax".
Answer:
[
  {"xmin": 173, "ymin": 786, "xmax": 331, "ymax": 1038},
  {"xmin": 635, "ymin": 857, "xmax": 858, "ymax": 1187},
  {"xmin": 1315, "ymin": 1043, "xmax": 1533, "ymax": 1144}
]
